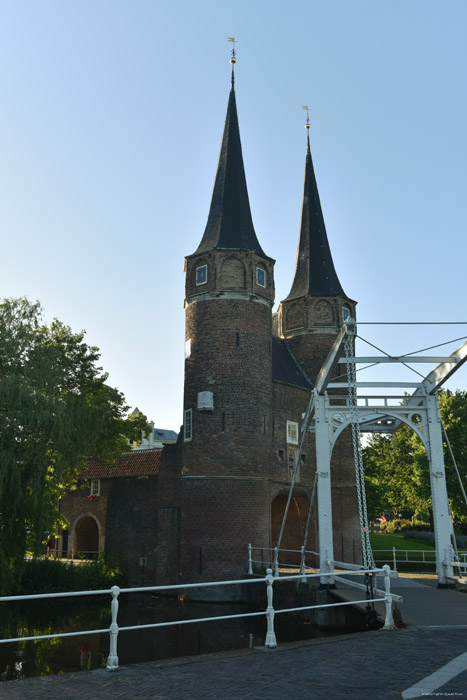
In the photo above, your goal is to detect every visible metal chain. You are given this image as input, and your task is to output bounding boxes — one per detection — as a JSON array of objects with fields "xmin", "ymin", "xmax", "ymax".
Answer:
[{"xmin": 344, "ymin": 333, "xmax": 375, "ymax": 569}]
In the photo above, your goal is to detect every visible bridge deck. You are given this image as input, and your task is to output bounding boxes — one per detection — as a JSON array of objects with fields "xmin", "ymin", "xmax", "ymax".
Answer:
[{"xmin": 334, "ymin": 572, "xmax": 467, "ymax": 626}]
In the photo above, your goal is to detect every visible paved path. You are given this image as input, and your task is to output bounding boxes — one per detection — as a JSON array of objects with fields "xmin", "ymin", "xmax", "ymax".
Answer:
[
  {"xmin": 1, "ymin": 627, "xmax": 466, "ymax": 699},
  {"xmin": 334, "ymin": 571, "xmax": 467, "ymax": 626},
  {"xmin": 1, "ymin": 576, "xmax": 467, "ymax": 699}
]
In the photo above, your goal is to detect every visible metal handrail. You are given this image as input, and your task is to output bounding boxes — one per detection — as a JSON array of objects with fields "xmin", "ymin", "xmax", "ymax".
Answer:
[
  {"xmin": 248, "ymin": 544, "xmax": 319, "ymax": 577},
  {"xmin": 372, "ymin": 547, "xmax": 467, "ymax": 573},
  {"xmin": 0, "ymin": 564, "xmax": 398, "ymax": 671}
]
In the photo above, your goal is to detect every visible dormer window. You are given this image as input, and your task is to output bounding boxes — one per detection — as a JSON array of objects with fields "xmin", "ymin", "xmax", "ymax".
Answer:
[
  {"xmin": 342, "ymin": 306, "xmax": 350, "ymax": 322},
  {"xmin": 256, "ymin": 267, "xmax": 266, "ymax": 288},
  {"xmin": 196, "ymin": 265, "xmax": 207, "ymax": 286}
]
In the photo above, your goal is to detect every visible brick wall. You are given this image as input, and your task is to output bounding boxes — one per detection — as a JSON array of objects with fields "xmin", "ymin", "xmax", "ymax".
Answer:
[
  {"xmin": 104, "ymin": 477, "xmax": 159, "ymax": 585},
  {"xmin": 184, "ymin": 297, "xmax": 273, "ymax": 478},
  {"xmin": 155, "ymin": 440, "xmax": 183, "ymax": 584},
  {"xmin": 179, "ymin": 477, "xmax": 271, "ymax": 582},
  {"xmin": 59, "ymin": 481, "xmax": 108, "ymax": 555},
  {"xmin": 59, "ymin": 476, "xmax": 159, "ymax": 585}
]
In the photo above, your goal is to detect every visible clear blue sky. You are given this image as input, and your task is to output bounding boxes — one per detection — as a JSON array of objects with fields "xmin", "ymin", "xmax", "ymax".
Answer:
[{"xmin": 1, "ymin": 1, "xmax": 466, "ymax": 431}]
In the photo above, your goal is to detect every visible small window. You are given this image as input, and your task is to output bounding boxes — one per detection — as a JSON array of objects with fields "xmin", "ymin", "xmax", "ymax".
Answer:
[
  {"xmin": 342, "ymin": 306, "xmax": 350, "ymax": 321},
  {"xmin": 196, "ymin": 265, "xmax": 207, "ymax": 286},
  {"xmin": 278, "ymin": 449, "xmax": 284, "ymax": 462},
  {"xmin": 185, "ymin": 339, "xmax": 191, "ymax": 358},
  {"xmin": 90, "ymin": 479, "xmax": 100, "ymax": 496},
  {"xmin": 184, "ymin": 409, "xmax": 192, "ymax": 441},
  {"xmin": 256, "ymin": 267, "xmax": 266, "ymax": 288},
  {"xmin": 286, "ymin": 421, "xmax": 299, "ymax": 445}
]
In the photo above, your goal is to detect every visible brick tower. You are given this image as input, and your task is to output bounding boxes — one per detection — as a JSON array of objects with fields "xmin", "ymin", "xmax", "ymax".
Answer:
[
  {"xmin": 277, "ymin": 127, "xmax": 361, "ymax": 564},
  {"xmin": 278, "ymin": 131, "xmax": 356, "ymax": 380},
  {"xmin": 179, "ymin": 65, "xmax": 275, "ymax": 582}
]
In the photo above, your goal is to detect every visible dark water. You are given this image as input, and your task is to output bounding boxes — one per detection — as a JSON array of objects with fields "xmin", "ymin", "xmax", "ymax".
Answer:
[{"xmin": 0, "ymin": 591, "xmax": 367, "ymax": 681}]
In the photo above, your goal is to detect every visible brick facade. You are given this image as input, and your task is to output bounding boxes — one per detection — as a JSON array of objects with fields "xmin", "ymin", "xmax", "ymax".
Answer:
[{"xmin": 59, "ymin": 449, "xmax": 162, "ymax": 585}]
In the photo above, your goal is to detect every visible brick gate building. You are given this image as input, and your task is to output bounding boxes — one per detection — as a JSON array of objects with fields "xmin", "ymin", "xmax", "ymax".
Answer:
[
  {"xmin": 176, "ymin": 65, "xmax": 361, "ymax": 584},
  {"xmin": 60, "ymin": 64, "xmax": 362, "ymax": 586}
]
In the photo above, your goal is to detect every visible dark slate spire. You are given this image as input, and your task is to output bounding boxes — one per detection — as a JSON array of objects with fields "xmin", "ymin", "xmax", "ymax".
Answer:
[
  {"xmin": 194, "ymin": 72, "xmax": 265, "ymax": 255},
  {"xmin": 285, "ymin": 134, "xmax": 347, "ymax": 300}
]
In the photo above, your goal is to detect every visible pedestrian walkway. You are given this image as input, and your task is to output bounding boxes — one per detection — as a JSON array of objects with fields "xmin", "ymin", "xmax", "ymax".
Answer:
[
  {"xmin": 334, "ymin": 571, "xmax": 467, "ymax": 626},
  {"xmin": 1, "ymin": 576, "xmax": 466, "ymax": 699}
]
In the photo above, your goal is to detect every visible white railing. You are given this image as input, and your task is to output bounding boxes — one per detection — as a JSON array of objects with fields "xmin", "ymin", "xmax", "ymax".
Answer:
[
  {"xmin": 248, "ymin": 544, "xmax": 319, "ymax": 578},
  {"xmin": 445, "ymin": 560, "xmax": 467, "ymax": 578},
  {"xmin": 0, "ymin": 565, "xmax": 399, "ymax": 671},
  {"xmin": 373, "ymin": 548, "xmax": 467, "ymax": 573},
  {"xmin": 46, "ymin": 549, "xmax": 100, "ymax": 560}
]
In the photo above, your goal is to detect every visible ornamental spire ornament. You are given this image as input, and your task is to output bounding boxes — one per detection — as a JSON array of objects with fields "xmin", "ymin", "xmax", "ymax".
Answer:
[{"xmin": 228, "ymin": 37, "xmax": 237, "ymax": 86}]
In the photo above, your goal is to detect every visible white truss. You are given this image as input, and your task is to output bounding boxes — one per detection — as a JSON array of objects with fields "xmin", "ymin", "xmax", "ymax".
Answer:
[{"xmin": 311, "ymin": 318, "xmax": 467, "ymax": 586}]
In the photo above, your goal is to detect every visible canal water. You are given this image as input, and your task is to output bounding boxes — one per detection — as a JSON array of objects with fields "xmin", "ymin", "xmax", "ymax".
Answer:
[{"xmin": 0, "ymin": 590, "xmax": 367, "ymax": 681}]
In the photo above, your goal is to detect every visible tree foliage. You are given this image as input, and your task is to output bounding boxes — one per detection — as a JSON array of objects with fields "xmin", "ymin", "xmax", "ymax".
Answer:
[
  {"xmin": 0, "ymin": 298, "xmax": 150, "ymax": 593},
  {"xmin": 363, "ymin": 389, "xmax": 467, "ymax": 530}
]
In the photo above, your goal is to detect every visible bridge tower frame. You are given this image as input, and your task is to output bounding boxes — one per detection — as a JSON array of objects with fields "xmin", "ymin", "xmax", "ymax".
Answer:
[{"xmin": 311, "ymin": 319, "xmax": 467, "ymax": 587}]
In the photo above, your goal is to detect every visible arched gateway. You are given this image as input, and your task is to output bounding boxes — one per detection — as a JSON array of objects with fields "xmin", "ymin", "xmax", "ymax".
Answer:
[{"xmin": 73, "ymin": 515, "xmax": 100, "ymax": 558}]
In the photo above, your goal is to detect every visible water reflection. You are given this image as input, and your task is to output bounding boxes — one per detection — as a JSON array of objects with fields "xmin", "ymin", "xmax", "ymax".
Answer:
[{"xmin": 0, "ymin": 592, "xmax": 366, "ymax": 680}]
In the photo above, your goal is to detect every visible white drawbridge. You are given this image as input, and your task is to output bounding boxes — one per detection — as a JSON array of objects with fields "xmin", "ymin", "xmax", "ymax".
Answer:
[{"xmin": 275, "ymin": 318, "xmax": 467, "ymax": 587}]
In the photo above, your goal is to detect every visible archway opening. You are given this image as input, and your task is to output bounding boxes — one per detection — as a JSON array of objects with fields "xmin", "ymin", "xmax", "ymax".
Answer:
[
  {"xmin": 271, "ymin": 493, "xmax": 310, "ymax": 566},
  {"xmin": 74, "ymin": 516, "xmax": 99, "ymax": 559}
]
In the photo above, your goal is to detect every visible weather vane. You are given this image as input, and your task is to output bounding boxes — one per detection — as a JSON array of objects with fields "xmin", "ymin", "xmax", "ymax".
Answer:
[
  {"xmin": 302, "ymin": 105, "xmax": 311, "ymax": 130},
  {"xmin": 228, "ymin": 37, "xmax": 237, "ymax": 64}
]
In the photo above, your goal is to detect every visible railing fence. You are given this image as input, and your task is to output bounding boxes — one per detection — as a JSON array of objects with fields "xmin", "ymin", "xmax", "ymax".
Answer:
[
  {"xmin": 0, "ymin": 563, "xmax": 398, "ymax": 672},
  {"xmin": 248, "ymin": 544, "xmax": 319, "ymax": 579},
  {"xmin": 372, "ymin": 548, "xmax": 467, "ymax": 574}
]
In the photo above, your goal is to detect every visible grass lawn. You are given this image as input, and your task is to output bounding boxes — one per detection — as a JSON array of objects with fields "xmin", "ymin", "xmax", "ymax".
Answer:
[
  {"xmin": 370, "ymin": 532, "xmax": 435, "ymax": 551},
  {"xmin": 369, "ymin": 532, "xmax": 467, "ymax": 572},
  {"xmin": 370, "ymin": 532, "xmax": 437, "ymax": 570}
]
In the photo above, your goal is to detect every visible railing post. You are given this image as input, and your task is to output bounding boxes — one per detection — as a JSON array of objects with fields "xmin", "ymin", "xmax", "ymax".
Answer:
[
  {"xmin": 273, "ymin": 547, "xmax": 279, "ymax": 578},
  {"xmin": 382, "ymin": 565, "xmax": 395, "ymax": 630},
  {"xmin": 300, "ymin": 545, "xmax": 306, "ymax": 583},
  {"xmin": 248, "ymin": 544, "xmax": 253, "ymax": 575},
  {"xmin": 264, "ymin": 568, "xmax": 277, "ymax": 648},
  {"xmin": 107, "ymin": 585, "xmax": 120, "ymax": 670},
  {"xmin": 392, "ymin": 547, "xmax": 398, "ymax": 574}
]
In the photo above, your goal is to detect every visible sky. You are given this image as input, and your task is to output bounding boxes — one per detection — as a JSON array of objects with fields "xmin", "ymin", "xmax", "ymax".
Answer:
[{"xmin": 1, "ymin": 1, "xmax": 466, "ymax": 432}]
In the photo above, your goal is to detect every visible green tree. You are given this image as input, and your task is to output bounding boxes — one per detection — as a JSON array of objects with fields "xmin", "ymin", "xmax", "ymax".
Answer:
[
  {"xmin": 0, "ymin": 298, "xmax": 150, "ymax": 593},
  {"xmin": 363, "ymin": 425, "xmax": 430, "ymax": 521},
  {"xmin": 363, "ymin": 389, "xmax": 467, "ymax": 529}
]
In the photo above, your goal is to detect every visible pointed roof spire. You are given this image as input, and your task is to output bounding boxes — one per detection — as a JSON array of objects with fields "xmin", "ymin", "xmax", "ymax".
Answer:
[
  {"xmin": 285, "ymin": 117, "xmax": 347, "ymax": 300},
  {"xmin": 194, "ymin": 45, "xmax": 265, "ymax": 256}
]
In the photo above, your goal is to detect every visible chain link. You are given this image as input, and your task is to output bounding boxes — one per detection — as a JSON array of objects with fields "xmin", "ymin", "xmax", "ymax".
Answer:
[{"xmin": 344, "ymin": 333, "xmax": 375, "ymax": 570}]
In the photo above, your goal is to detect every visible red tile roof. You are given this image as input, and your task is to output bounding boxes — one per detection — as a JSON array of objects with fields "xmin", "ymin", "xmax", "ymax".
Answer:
[{"xmin": 79, "ymin": 449, "xmax": 162, "ymax": 479}]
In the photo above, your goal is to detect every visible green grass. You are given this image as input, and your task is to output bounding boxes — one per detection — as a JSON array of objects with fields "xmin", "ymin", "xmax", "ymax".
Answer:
[
  {"xmin": 370, "ymin": 532, "xmax": 437, "ymax": 571},
  {"xmin": 369, "ymin": 532, "xmax": 435, "ymax": 552},
  {"xmin": 369, "ymin": 532, "xmax": 467, "ymax": 573}
]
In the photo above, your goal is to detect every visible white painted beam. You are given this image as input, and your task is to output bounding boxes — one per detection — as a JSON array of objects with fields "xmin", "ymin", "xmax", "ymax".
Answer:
[{"xmin": 338, "ymin": 356, "xmax": 458, "ymax": 364}]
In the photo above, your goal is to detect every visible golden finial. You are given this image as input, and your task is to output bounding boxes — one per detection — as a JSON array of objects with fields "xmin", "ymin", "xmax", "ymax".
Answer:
[
  {"xmin": 302, "ymin": 105, "xmax": 311, "ymax": 130},
  {"xmin": 228, "ymin": 37, "xmax": 237, "ymax": 64}
]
